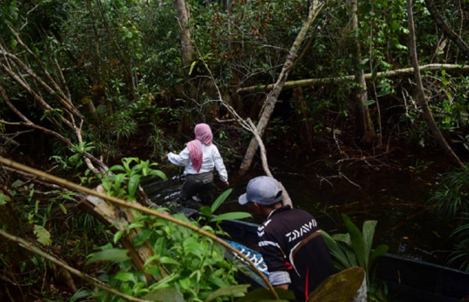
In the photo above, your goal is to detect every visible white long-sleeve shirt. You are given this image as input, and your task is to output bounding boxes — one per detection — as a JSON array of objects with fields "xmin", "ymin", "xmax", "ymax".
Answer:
[{"xmin": 168, "ymin": 144, "xmax": 228, "ymax": 182}]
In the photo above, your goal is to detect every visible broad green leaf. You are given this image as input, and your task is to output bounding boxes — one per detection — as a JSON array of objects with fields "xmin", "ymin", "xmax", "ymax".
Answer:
[
  {"xmin": 159, "ymin": 256, "xmax": 180, "ymax": 266},
  {"xmin": 210, "ymin": 212, "xmax": 252, "ymax": 222},
  {"xmin": 307, "ymin": 267, "xmax": 365, "ymax": 302},
  {"xmin": 331, "ymin": 233, "xmax": 351, "ymax": 246},
  {"xmin": 149, "ymin": 169, "xmax": 167, "ymax": 180},
  {"xmin": 127, "ymin": 222, "xmax": 144, "ymax": 230},
  {"xmin": 142, "ymin": 287, "xmax": 184, "ymax": 302},
  {"xmin": 34, "ymin": 225, "xmax": 52, "ymax": 245},
  {"xmin": 342, "ymin": 213, "xmax": 366, "ymax": 269},
  {"xmin": 114, "ymin": 272, "xmax": 138, "ymax": 283},
  {"xmin": 364, "ymin": 100, "xmax": 376, "ymax": 106},
  {"xmin": 368, "ymin": 244, "xmax": 389, "ymax": 271},
  {"xmin": 207, "ymin": 275, "xmax": 227, "ymax": 288},
  {"xmin": 362, "ymin": 220, "xmax": 378, "ymax": 269},
  {"xmin": 339, "ymin": 242, "xmax": 358, "ymax": 268},
  {"xmin": 183, "ymin": 237, "xmax": 204, "ymax": 258},
  {"xmin": 128, "ymin": 174, "xmax": 141, "ymax": 197},
  {"xmin": 133, "ymin": 228, "xmax": 152, "ymax": 246},
  {"xmin": 0, "ymin": 193, "xmax": 11, "ymax": 206},
  {"xmin": 70, "ymin": 289, "xmax": 93, "ymax": 302},
  {"xmin": 108, "ymin": 165, "xmax": 126, "ymax": 172},
  {"xmin": 322, "ymin": 232, "xmax": 352, "ymax": 269},
  {"xmin": 113, "ymin": 173, "xmax": 126, "ymax": 188},
  {"xmin": 145, "ymin": 266, "xmax": 161, "ymax": 276},
  {"xmin": 114, "ymin": 230, "xmax": 124, "ymax": 244},
  {"xmin": 205, "ymin": 284, "xmax": 250, "ymax": 302},
  {"xmin": 86, "ymin": 249, "xmax": 130, "ymax": 265},
  {"xmin": 211, "ymin": 189, "xmax": 232, "ymax": 213},
  {"xmin": 148, "ymin": 273, "xmax": 181, "ymax": 291},
  {"xmin": 131, "ymin": 164, "xmax": 143, "ymax": 175},
  {"xmin": 199, "ymin": 206, "xmax": 213, "ymax": 217}
]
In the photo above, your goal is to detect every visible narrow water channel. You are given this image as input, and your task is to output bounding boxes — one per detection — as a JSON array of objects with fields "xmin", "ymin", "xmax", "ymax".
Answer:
[{"xmin": 143, "ymin": 149, "xmax": 457, "ymax": 267}]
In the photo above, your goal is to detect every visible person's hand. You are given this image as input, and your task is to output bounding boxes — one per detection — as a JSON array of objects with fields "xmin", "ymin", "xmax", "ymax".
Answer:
[{"xmin": 224, "ymin": 181, "xmax": 229, "ymax": 186}]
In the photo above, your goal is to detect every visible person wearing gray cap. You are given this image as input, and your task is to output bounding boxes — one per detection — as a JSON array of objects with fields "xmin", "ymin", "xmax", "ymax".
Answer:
[{"xmin": 238, "ymin": 176, "xmax": 335, "ymax": 302}]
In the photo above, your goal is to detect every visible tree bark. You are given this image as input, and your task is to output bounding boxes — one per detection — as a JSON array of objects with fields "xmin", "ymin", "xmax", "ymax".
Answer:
[
  {"xmin": 238, "ymin": 0, "xmax": 324, "ymax": 175},
  {"xmin": 406, "ymin": 0, "xmax": 466, "ymax": 169},
  {"xmin": 175, "ymin": 0, "xmax": 194, "ymax": 77},
  {"xmin": 425, "ymin": 0, "xmax": 469, "ymax": 59},
  {"xmin": 349, "ymin": 0, "xmax": 376, "ymax": 144}
]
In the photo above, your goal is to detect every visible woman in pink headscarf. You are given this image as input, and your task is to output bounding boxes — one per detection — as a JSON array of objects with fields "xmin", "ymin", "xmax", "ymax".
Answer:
[{"xmin": 167, "ymin": 123, "xmax": 229, "ymax": 208}]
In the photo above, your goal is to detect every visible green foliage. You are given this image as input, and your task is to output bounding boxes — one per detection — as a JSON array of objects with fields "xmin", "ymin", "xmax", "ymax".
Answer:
[
  {"xmin": 0, "ymin": 192, "xmax": 11, "ymax": 206},
  {"xmin": 100, "ymin": 157, "xmax": 167, "ymax": 201},
  {"xmin": 428, "ymin": 168, "xmax": 469, "ymax": 218},
  {"xmin": 322, "ymin": 213, "xmax": 388, "ymax": 300},
  {"xmin": 199, "ymin": 189, "xmax": 252, "ymax": 223},
  {"xmin": 448, "ymin": 213, "xmax": 469, "ymax": 272},
  {"xmin": 85, "ymin": 208, "xmax": 248, "ymax": 301}
]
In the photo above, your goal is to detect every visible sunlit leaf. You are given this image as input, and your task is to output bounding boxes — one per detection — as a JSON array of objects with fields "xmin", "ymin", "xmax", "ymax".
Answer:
[
  {"xmin": 34, "ymin": 225, "xmax": 52, "ymax": 245},
  {"xmin": 210, "ymin": 212, "xmax": 252, "ymax": 222},
  {"xmin": 149, "ymin": 169, "xmax": 167, "ymax": 180},
  {"xmin": 211, "ymin": 189, "xmax": 232, "ymax": 213},
  {"xmin": 160, "ymin": 256, "xmax": 180, "ymax": 266},
  {"xmin": 128, "ymin": 174, "xmax": 141, "ymax": 197},
  {"xmin": 114, "ymin": 230, "xmax": 124, "ymax": 244}
]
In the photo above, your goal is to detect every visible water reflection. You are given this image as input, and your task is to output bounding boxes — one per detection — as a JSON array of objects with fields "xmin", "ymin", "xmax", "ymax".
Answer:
[{"xmin": 141, "ymin": 164, "xmax": 454, "ymax": 266}]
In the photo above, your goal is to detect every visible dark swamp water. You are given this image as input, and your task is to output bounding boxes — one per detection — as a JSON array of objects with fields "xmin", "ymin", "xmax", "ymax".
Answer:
[{"xmin": 142, "ymin": 146, "xmax": 460, "ymax": 267}]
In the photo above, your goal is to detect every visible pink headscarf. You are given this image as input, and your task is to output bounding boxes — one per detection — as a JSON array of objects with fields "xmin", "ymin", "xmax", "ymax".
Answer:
[{"xmin": 187, "ymin": 123, "xmax": 213, "ymax": 172}]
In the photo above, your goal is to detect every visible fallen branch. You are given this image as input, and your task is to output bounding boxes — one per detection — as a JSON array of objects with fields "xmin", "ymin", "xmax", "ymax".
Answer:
[{"xmin": 237, "ymin": 63, "xmax": 469, "ymax": 93}]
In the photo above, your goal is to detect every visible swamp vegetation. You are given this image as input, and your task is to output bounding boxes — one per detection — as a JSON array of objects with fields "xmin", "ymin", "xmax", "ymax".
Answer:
[{"xmin": 1, "ymin": 0, "xmax": 469, "ymax": 301}]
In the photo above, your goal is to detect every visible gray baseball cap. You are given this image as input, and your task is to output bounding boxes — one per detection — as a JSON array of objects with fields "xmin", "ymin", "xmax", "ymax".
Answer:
[{"xmin": 238, "ymin": 176, "xmax": 283, "ymax": 205}]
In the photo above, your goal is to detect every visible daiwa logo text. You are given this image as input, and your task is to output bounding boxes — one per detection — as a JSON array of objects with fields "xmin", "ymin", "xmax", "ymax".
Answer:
[{"xmin": 285, "ymin": 219, "xmax": 317, "ymax": 242}]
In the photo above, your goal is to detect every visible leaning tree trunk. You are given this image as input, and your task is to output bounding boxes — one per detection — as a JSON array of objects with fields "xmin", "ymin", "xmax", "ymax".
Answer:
[
  {"xmin": 406, "ymin": 0, "xmax": 466, "ymax": 169},
  {"xmin": 425, "ymin": 0, "xmax": 469, "ymax": 59},
  {"xmin": 238, "ymin": 0, "xmax": 324, "ymax": 175},
  {"xmin": 175, "ymin": 0, "xmax": 194, "ymax": 78},
  {"xmin": 349, "ymin": 0, "xmax": 376, "ymax": 145}
]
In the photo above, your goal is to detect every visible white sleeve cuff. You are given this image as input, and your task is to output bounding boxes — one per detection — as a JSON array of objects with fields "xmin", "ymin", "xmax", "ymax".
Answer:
[{"xmin": 269, "ymin": 271, "xmax": 291, "ymax": 286}]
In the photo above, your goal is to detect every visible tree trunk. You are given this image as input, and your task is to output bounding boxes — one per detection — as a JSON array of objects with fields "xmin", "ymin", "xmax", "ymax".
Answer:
[
  {"xmin": 238, "ymin": 0, "xmax": 324, "ymax": 175},
  {"xmin": 174, "ymin": 0, "xmax": 194, "ymax": 77},
  {"xmin": 425, "ymin": 0, "xmax": 469, "ymax": 59},
  {"xmin": 349, "ymin": 0, "xmax": 375, "ymax": 145},
  {"xmin": 406, "ymin": 0, "xmax": 466, "ymax": 169}
]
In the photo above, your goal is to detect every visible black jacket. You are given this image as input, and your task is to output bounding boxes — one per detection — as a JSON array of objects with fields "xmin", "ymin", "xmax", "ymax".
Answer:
[{"xmin": 257, "ymin": 206, "xmax": 335, "ymax": 301}]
